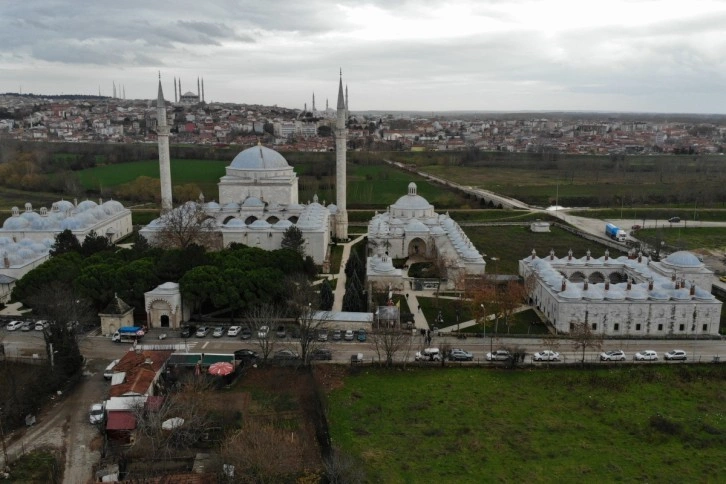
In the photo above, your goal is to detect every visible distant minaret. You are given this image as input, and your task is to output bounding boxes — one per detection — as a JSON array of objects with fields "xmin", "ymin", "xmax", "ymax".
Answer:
[
  {"xmin": 98, "ymin": 86, "xmax": 101, "ymax": 97},
  {"xmin": 197, "ymin": 77, "xmax": 200, "ymax": 102},
  {"xmin": 156, "ymin": 75, "xmax": 173, "ymax": 213},
  {"xmin": 123, "ymin": 85, "xmax": 126, "ymax": 100},
  {"xmin": 178, "ymin": 78, "xmax": 181, "ymax": 99},
  {"xmin": 326, "ymin": 99, "xmax": 329, "ymax": 112},
  {"xmin": 113, "ymin": 81, "xmax": 116, "ymax": 99},
  {"xmin": 173, "ymin": 77, "xmax": 177, "ymax": 103},
  {"xmin": 304, "ymin": 102, "xmax": 307, "ymax": 113},
  {"xmin": 201, "ymin": 78, "xmax": 205, "ymax": 102},
  {"xmin": 312, "ymin": 92, "xmax": 316, "ymax": 112},
  {"xmin": 334, "ymin": 70, "xmax": 348, "ymax": 240}
]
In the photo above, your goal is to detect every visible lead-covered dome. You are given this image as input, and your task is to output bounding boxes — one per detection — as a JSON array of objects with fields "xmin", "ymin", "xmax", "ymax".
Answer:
[
  {"xmin": 230, "ymin": 145, "xmax": 290, "ymax": 170},
  {"xmin": 662, "ymin": 251, "xmax": 703, "ymax": 269},
  {"xmin": 391, "ymin": 183, "xmax": 433, "ymax": 211}
]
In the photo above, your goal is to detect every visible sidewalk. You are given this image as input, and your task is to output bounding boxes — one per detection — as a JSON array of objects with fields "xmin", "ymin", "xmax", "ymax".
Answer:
[{"xmin": 331, "ymin": 234, "xmax": 366, "ymax": 311}]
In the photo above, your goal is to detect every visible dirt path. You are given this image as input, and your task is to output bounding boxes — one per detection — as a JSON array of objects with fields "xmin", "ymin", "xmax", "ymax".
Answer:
[{"xmin": 1, "ymin": 358, "xmax": 108, "ymax": 483}]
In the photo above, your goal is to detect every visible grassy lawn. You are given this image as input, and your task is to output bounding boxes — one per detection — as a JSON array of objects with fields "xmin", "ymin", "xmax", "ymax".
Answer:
[
  {"xmin": 461, "ymin": 308, "xmax": 550, "ymax": 335},
  {"xmin": 328, "ymin": 244, "xmax": 344, "ymax": 275},
  {"xmin": 6, "ymin": 449, "xmax": 62, "ymax": 482},
  {"xmin": 570, "ymin": 208, "xmax": 726, "ymax": 223},
  {"xmin": 327, "ymin": 365, "xmax": 726, "ymax": 483},
  {"xmin": 637, "ymin": 227, "xmax": 726, "ymax": 251},
  {"xmin": 466, "ymin": 225, "xmax": 627, "ymax": 275}
]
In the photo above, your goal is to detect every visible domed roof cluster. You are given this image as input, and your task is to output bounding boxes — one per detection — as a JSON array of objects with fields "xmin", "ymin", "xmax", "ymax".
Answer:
[
  {"xmin": 229, "ymin": 145, "xmax": 291, "ymax": 170},
  {"xmin": 524, "ymin": 253, "xmax": 715, "ymax": 302},
  {"xmin": 1, "ymin": 200, "xmax": 127, "ymax": 232},
  {"xmin": 0, "ymin": 237, "xmax": 53, "ymax": 267}
]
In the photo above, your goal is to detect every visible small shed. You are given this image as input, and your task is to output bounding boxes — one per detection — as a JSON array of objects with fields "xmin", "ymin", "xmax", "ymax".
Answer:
[
  {"xmin": 530, "ymin": 221, "xmax": 551, "ymax": 233},
  {"xmin": 99, "ymin": 294, "xmax": 134, "ymax": 337}
]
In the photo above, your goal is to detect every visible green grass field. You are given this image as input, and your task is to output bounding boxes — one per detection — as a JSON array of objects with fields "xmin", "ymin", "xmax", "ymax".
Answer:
[
  {"xmin": 327, "ymin": 365, "xmax": 726, "ymax": 483},
  {"xmin": 465, "ymin": 225, "xmax": 626, "ymax": 274},
  {"xmin": 570, "ymin": 208, "xmax": 726, "ymax": 223},
  {"xmin": 637, "ymin": 227, "xmax": 726, "ymax": 251}
]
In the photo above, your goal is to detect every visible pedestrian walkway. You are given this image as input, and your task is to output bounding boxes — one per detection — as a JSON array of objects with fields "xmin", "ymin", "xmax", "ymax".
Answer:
[{"xmin": 332, "ymin": 234, "xmax": 366, "ymax": 311}]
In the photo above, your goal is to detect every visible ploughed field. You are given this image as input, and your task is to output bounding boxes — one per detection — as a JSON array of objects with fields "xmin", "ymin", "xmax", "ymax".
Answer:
[{"xmin": 327, "ymin": 365, "xmax": 726, "ymax": 483}]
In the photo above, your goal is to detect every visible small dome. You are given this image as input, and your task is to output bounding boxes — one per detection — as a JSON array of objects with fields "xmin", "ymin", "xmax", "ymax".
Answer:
[
  {"xmin": 102, "ymin": 200, "xmax": 125, "ymax": 214},
  {"xmin": 77, "ymin": 200, "xmax": 98, "ymax": 211},
  {"xmin": 663, "ymin": 251, "xmax": 703, "ymax": 268},
  {"xmin": 3, "ymin": 217, "xmax": 29, "ymax": 230},
  {"xmin": 248, "ymin": 220, "xmax": 271, "ymax": 230},
  {"xmin": 274, "ymin": 220, "xmax": 293, "ymax": 229},
  {"xmin": 55, "ymin": 200, "xmax": 75, "ymax": 212},
  {"xmin": 222, "ymin": 202, "xmax": 240, "ymax": 211},
  {"xmin": 204, "ymin": 201, "xmax": 221, "ymax": 210},
  {"xmin": 225, "ymin": 218, "xmax": 245, "ymax": 228},
  {"xmin": 230, "ymin": 145, "xmax": 290, "ymax": 170},
  {"xmin": 327, "ymin": 204, "xmax": 338, "ymax": 214},
  {"xmin": 405, "ymin": 219, "xmax": 430, "ymax": 233},
  {"xmin": 242, "ymin": 197, "xmax": 265, "ymax": 208}
]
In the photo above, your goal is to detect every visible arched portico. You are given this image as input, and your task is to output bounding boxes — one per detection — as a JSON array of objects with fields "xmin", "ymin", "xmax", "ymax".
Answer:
[{"xmin": 407, "ymin": 237, "xmax": 427, "ymax": 257}]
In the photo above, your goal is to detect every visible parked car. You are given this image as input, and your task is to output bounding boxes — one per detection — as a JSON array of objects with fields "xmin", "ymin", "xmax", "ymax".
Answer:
[
  {"xmin": 357, "ymin": 329, "xmax": 367, "ymax": 342},
  {"xmin": 258, "ymin": 325, "xmax": 269, "ymax": 339},
  {"xmin": 486, "ymin": 349, "xmax": 512, "ymax": 361},
  {"xmin": 720, "ymin": 276, "xmax": 726, "ymax": 283},
  {"xmin": 665, "ymin": 349, "xmax": 687, "ymax": 361},
  {"xmin": 533, "ymin": 350, "xmax": 561, "ymax": 361},
  {"xmin": 103, "ymin": 359, "xmax": 119, "ymax": 380},
  {"xmin": 668, "ymin": 216, "xmax": 681, "ymax": 223},
  {"xmin": 600, "ymin": 350, "xmax": 626, "ymax": 361},
  {"xmin": 448, "ymin": 348, "xmax": 474, "ymax": 361},
  {"xmin": 310, "ymin": 348, "xmax": 333, "ymax": 360},
  {"xmin": 415, "ymin": 348, "xmax": 441, "ymax": 361},
  {"xmin": 634, "ymin": 350, "xmax": 658, "ymax": 361},
  {"xmin": 34, "ymin": 320, "xmax": 49, "ymax": 331},
  {"xmin": 195, "ymin": 326, "xmax": 210, "ymax": 338},
  {"xmin": 227, "ymin": 326, "xmax": 241, "ymax": 337},
  {"xmin": 350, "ymin": 352, "xmax": 364, "ymax": 364},
  {"xmin": 21, "ymin": 321, "xmax": 33, "ymax": 331},
  {"xmin": 6, "ymin": 320, "xmax": 23, "ymax": 331},
  {"xmin": 89, "ymin": 403, "xmax": 105, "ymax": 424},
  {"xmin": 344, "ymin": 329, "xmax": 354, "ymax": 341},
  {"xmin": 276, "ymin": 325, "xmax": 287, "ymax": 338},
  {"xmin": 180, "ymin": 325, "xmax": 197, "ymax": 338},
  {"xmin": 273, "ymin": 349, "xmax": 300, "ymax": 361},
  {"xmin": 212, "ymin": 326, "xmax": 225, "ymax": 338},
  {"xmin": 631, "ymin": 224, "xmax": 642, "ymax": 231},
  {"xmin": 234, "ymin": 349, "xmax": 259, "ymax": 362},
  {"xmin": 240, "ymin": 327, "xmax": 252, "ymax": 340},
  {"xmin": 317, "ymin": 330, "xmax": 328, "ymax": 342}
]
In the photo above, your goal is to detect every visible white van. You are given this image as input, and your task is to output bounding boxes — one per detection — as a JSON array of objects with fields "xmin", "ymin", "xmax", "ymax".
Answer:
[
  {"xmin": 415, "ymin": 348, "xmax": 441, "ymax": 361},
  {"xmin": 104, "ymin": 359, "xmax": 119, "ymax": 380}
]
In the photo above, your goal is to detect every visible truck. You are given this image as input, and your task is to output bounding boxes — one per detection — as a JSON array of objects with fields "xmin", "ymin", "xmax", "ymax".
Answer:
[
  {"xmin": 605, "ymin": 223, "xmax": 627, "ymax": 242},
  {"xmin": 111, "ymin": 326, "xmax": 145, "ymax": 343}
]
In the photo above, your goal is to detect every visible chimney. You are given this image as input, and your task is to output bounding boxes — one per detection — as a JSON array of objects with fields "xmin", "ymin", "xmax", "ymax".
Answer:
[
  {"xmin": 549, "ymin": 249, "xmax": 555, "ymax": 260},
  {"xmin": 648, "ymin": 279, "xmax": 653, "ymax": 291},
  {"xmin": 584, "ymin": 280, "xmax": 589, "ymax": 290},
  {"xmin": 568, "ymin": 249, "xmax": 573, "ymax": 261},
  {"xmin": 638, "ymin": 251, "xmax": 642, "ymax": 263},
  {"xmin": 671, "ymin": 273, "xmax": 677, "ymax": 281},
  {"xmin": 690, "ymin": 283, "xmax": 695, "ymax": 296},
  {"xmin": 627, "ymin": 279, "xmax": 632, "ymax": 290},
  {"xmin": 586, "ymin": 250, "xmax": 591, "ymax": 261},
  {"xmin": 3, "ymin": 253, "xmax": 9, "ymax": 268},
  {"xmin": 561, "ymin": 279, "xmax": 566, "ymax": 291},
  {"xmin": 680, "ymin": 279, "xmax": 686, "ymax": 289},
  {"xmin": 604, "ymin": 250, "xmax": 609, "ymax": 261},
  {"xmin": 605, "ymin": 281, "xmax": 610, "ymax": 290},
  {"xmin": 531, "ymin": 249, "xmax": 536, "ymax": 260}
]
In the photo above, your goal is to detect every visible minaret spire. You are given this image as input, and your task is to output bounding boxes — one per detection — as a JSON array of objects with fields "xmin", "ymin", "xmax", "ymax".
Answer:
[
  {"xmin": 334, "ymin": 69, "xmax": 348, "ymax": 240},
  {"xmin": 156, "ymin": 75, "xmax": 173, "ymax": 213},
  {"xmin": 197, "ymin": 77, "xmax": 200, "ymax": 102},
  {"xmin": 201, "ymin": 78, "xmax": 205, "ymax": 103},
  {"xmin": 173, "ymin": 76, "xmax": 177, "ymax": 103}
]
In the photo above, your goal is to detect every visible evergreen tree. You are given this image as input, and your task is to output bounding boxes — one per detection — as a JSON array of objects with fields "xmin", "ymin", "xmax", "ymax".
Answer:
[
  {"xmin": 281, "ymin": 225, "xmax": 305, "ymax": 256},
  {"xmin": 80, "ymin": 230, "xmax": 112, "ymax": 257},
  {"xmin": 50, "ymin": 229, "xmax": 81, "ymax": 257},
  {"xmin": 319, "ymin": 279, "xmax": 334, "ymax": 310}
]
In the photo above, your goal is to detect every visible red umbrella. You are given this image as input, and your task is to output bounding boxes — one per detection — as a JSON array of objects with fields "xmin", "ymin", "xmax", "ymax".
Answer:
[{"xmin": 208, "ymin": 361, "xmax": 234, "ymax": 376}]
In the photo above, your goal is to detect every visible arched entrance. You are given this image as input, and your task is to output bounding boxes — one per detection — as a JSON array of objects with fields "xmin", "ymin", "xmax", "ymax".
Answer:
[
  {"xmin": 407, "ymin": 237, "xmax": 427, "ymax": 257},
  {"xmin": 160, "ymin": 315, "xmax": 170, "ymax": 327}
]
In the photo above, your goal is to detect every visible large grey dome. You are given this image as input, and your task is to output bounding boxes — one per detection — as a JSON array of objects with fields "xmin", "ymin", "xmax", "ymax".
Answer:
[
  {"xmin": 663, "ymin": 251, "xmax": 703, "ymax": 268},
  {"xmin": 230, "ymin": 145, "xmax": 290, "ymax": 170}
]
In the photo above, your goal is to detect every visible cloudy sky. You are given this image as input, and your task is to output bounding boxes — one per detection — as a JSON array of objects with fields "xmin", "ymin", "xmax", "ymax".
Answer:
[{"xmin": 2, "ymin": 0, "xmax": 726, "ymax": 113}]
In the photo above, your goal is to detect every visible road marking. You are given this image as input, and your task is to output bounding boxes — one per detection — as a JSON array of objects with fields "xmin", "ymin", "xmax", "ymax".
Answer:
[{"xmin": 202, "ymin": 342, "xmax": 209, "ymax": 349}]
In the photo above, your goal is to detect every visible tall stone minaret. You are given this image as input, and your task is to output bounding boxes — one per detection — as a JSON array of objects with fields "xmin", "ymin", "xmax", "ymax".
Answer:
[
  {"xmin": 201, "ymin": 78, "xmax": 205, "ymax": 103},
  {"xmin": 197, "ymin": 77, "xmax": 201, "ymax": 102},
  {"xmin": 334, "ymin": 70, "xmax": 348, "ymax": 240},
  {"xmin": 173, "ymin": 77, "xmax": 177, "ymax": 103},
  {"xmin": 157, "ymin": 76, "xmax": 173, "ymax": 213},
  {"xmin": 312, "ymin": 92, "xmax": 316, "ymax": 112}
]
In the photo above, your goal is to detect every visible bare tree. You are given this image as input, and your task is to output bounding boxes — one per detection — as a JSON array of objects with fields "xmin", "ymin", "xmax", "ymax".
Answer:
[
  {"xmin": 324, "ymin": 446, "xmax": 366, "ymax": 484},
  {"xmin": 570, "ymin": 320, "xmax": 604, "ymax": 366},
  {"xmin": 245, "ymin": 304, "xmax": 284, "ymax": 362},
  {"xmin": 284, "ymin": 274, "xmax": 330, "ymax": 365},
  {"xmin": 370, "ymin": 326, "xmax": 409, "ymax": 367},
  {"xmin": 153, "ymin": 201, "xmax": 221, "ymax": 249},
  {"xmin": 498, "ymin": 280, "xmax": 528, "ymax": 334}
]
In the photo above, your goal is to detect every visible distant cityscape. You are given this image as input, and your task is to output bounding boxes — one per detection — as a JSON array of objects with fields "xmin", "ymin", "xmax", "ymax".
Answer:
[{"xmin": 1, "ymin": 91, "xmax": 725, "ymax": 155}]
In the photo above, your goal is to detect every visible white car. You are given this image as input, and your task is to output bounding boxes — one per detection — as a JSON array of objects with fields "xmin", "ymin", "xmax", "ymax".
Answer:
[
  {"xmin": 415, "ymin": 348, "xmax": 441, "ymax": 361},
  {"xmin": 600, "ymin": 350, "xmax": 626, "ymax": 361},
  {"xmin": 212, "ymin": 326, "xmax": 224, "ymax": 338},
  {"xmin": 89, "ymin": 403, "xmax": 105, "ymax": 424},
  {"xmin": 634, "ymin": 350, "xmax": 658, "ymax": 361},
  {"xmin": 533, "ymin": 350, "xmax": 560, "ymax": 361},
  {"xmin": 665, "ymin": 349, "xmax": 687, "ymax": 361},
  {"xmin": 6, "ymin": 320, "xmax": 23, "ymax": 331},
  {"xmin": 486, "ymin": 350, "xmax": 512, "ymax": 361},
  {"xmin": 34, "ymin": 320, "xmax": 49, "ymax": 331},
  {"xmin": 344, "ymin": 329, "xmax": 354, "ymax": 341},
  {"xmin": 258, "ymin": 325, "xmax": 269, "ymax": 339},
  {"xmin": 227, "ymin": 326, "xmax": 241, "ymax": 337}
]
